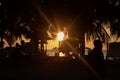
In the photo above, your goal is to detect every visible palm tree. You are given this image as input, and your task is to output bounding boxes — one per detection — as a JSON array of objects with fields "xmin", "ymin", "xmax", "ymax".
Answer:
[
  {"xmin": 68, "ymin": 17, "xmax": 110, "ymax": 56},
  {"xmin": 60, "ymin": 0, "xmax": 111, "ymax": 55},
  {"xmin": 92, "ymin": 0, "xmax": 120, "ymax": 38},
  {"xmin": 82, "ymin": 0, "xmax": 119, "ymax": 55},
  {"xmin": 0, "ymin": 0, "xmax": 34, "ymax": 48},
  {"xmin": 36, "ymin": 0, "xmax": 111, "ymax": 55}
]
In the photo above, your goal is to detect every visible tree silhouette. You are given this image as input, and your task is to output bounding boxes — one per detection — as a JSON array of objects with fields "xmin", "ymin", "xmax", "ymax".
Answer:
[
  {"xmin": 0, "ymin": 0, "xmax": 8, "ymax": 49},
  {"xmin": 0, "ymin": 0, "xmax": 51, "ymax": 49},
  {"xmin": 0, "ymin": 0, "xmax": 31, "ymax": 47},
  {"xmin": 92, "ymin": 0, "xmax": 120, "ymax": 38},
  {"xmin": 43, "ymin": 0, "xmax": 110, "ymax": 55},
  {"xmin": 23, "ymin": 0, "xmax": 111, "ymax": 56},
  {"xmin": 0, "ymin": 0, "xmax": 119, "ymax": 55}
]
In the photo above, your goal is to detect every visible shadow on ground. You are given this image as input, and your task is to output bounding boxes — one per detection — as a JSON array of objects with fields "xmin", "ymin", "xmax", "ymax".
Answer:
[{"xmin": 0, "ymin": 56, "xmax": 120, "ymax": 80}]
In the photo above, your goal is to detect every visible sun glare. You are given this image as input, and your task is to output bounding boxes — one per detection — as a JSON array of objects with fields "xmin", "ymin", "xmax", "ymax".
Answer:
[{"xmin": 57, "ymin": 32, "xmax": 64, "ymax": 41}]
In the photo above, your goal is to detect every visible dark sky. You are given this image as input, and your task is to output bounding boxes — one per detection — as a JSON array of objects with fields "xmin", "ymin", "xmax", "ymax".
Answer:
[{"xmin": 1, "ymin": 0, "xmax": 119, "ymax": 29}]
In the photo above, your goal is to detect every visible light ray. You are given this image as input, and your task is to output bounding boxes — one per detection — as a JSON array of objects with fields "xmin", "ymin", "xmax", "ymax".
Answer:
[{"xmin": 62, "ymin": 40, "xmax": 103, "ymax": 80}]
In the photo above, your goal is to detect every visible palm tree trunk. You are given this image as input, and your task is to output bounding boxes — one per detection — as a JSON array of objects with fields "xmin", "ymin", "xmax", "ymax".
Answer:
[
  {"xmin": 9, "ymin": 34, "xmax": 12, "ymax": 48},
  {"xmin": 9, "ymin": 37, "xmax": 12, "ymax": 48},
  {"xmin": 78, "ymin": 32, "xmax": 85, "ymax": 56}
]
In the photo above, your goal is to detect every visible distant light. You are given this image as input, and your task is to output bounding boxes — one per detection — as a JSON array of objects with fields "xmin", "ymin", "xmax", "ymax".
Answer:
[
  {"xmin": 69, "ymin": 52, "xmax": 73, "ymax": 55},
  {"xmin": 46, "ymin": 50, "xmax": 55, "ymax": 56},
  {"xmin": 0, "ymin": 2, "xmax": 1, "ymax": 6},
  {"xmin": 72, "ymin": 56, "xmax": 76, "ymax": 59},
  {"xmin": 59, "ymin": 52, "xmax": 65, "ymax": 57},
  {"xmin": 57, "ymin": 32, "xmax": 64, "ymax": 41}
]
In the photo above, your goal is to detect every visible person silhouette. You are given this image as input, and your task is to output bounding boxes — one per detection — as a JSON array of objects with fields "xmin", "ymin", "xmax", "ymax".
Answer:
[{"xmin": 88, "ymin": 39, "xmax": 106, "ymax": 80}]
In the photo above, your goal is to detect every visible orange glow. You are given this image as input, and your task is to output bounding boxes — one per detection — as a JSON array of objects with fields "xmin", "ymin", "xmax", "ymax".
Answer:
[
  {"xmin": 59, "ymin": 52, "xmax": 65, "ymax": 57},
  {"xmin": 57, "ymin": 32, "xmax": 64, "ymax": 41}
]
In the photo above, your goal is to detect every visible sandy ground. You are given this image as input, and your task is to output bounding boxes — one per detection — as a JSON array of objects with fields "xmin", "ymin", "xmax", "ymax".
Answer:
[{"xmin": 0, "ymin": 57, "xmax": 120, "ymax": 80}]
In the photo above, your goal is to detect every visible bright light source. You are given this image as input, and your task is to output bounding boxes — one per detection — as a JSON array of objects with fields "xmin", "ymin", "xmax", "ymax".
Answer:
[
  {"xmin": 57, "ymin": 32, "xmax": 64, "ymax": 41},
  {"xmin": 59, "ymin": 52, "xmax": 65, "ymax": 57}
]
